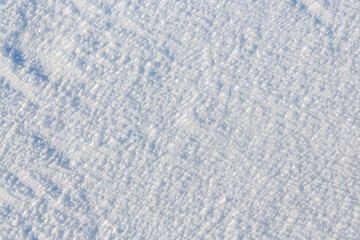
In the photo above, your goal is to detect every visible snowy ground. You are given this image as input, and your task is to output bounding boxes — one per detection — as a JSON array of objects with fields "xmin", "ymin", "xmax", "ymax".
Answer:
[{"xmin": 1, "ymin": 0, "xmax": 360, "ymax": 239}]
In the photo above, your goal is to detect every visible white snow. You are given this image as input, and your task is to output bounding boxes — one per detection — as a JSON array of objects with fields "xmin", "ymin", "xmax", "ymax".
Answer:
[{"xmin": 1, "ymin": 0, "xmax": 360, "ymax": 239}]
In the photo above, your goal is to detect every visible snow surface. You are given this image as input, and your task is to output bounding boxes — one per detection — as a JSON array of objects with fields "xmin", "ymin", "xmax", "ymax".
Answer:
[{"xmin": 1, "ymin": 0, "xmax": 360, "ymax": 239}]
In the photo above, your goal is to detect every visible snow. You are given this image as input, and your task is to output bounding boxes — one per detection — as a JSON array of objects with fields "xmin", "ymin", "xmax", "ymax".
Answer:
[{"xmin": 1, "ymin": 0, "xmax": 360, "ymax": 239}]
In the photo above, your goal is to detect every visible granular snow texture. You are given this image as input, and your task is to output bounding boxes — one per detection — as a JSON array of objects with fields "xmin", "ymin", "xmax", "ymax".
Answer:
[{"xmin": 0, "ymin": 0, "xmax": 359, "ymax": 239}]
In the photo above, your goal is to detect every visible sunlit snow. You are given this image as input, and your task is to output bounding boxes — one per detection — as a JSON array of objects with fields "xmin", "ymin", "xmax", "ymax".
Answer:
[{"xmin": 1, "ymin": 0, "xmax": 359, "ymax": 239}]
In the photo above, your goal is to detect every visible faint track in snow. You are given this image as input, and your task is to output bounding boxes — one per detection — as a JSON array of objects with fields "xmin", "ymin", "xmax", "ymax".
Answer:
[
  {"xmin": 0, "ymin": 52, "xmax": 74, "ymax": 170},
  {"xmin": 0, "ymin": 54, "xmax": 42, "ymax": 108}
]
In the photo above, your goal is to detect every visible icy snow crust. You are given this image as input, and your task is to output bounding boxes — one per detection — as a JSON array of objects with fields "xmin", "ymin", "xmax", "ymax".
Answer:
[{"xmin": 0, "ymin": 0, "xmax": 359, "ymax": 239}]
